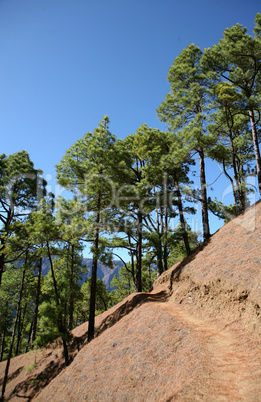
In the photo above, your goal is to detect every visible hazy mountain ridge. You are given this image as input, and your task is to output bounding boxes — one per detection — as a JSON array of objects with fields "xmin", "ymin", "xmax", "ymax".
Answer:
[{"xmin": 41, "ymin": 257, "xmax": 123, "ymax": 290}]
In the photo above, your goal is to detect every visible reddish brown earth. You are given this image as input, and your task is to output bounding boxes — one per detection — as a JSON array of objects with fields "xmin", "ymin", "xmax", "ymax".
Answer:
[{"xmin": 1, "ymin": 200, "xmax": 261, "ymax": 401}]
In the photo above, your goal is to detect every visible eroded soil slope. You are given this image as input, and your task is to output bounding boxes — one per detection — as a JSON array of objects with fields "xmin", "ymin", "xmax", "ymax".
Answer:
[
  {"xmin": 35, "ymin": 299, "xmax": 261, "ymax": 401},
  {"xmin": 1, "ymin": 200, "xmax": 261, "ymax": 401}
]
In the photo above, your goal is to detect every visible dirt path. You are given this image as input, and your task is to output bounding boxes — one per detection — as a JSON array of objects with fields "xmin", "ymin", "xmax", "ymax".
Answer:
[
  {"xmin": 3, "ymin": 292, "xmax": 261, "ymax": 401},
  {"xmin": 160, "ymin": 301, "xmax": 261, "ymax": 401}
]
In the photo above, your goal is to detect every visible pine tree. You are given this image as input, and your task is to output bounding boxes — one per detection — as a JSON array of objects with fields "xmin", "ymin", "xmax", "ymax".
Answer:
[
  {"xmin": 203, "ymin": 16, "xmax": 261, "ymax": 194},
  {"xmin": 133, "ymin": 124, "xmax": 195, "ymax": 272},
  {"xmin": 27, "ymin": 203, "xmax": 71, "ymax": 365},
  {"xmin": 114, "ymin": 133, "xmax": 154, "ymax": 291},
  {"xmin": 75, "ymin": 278, "xmax": 111, "ymax": 326},
  {"xmin": 0, "ymin": 151, "xmax": 46, "ymax": 285},
  {"xmin": 56, "ymin": 116, "xmax": 120, "ymax": 342},
  {"xmin": 207, "ymin": 82, "xmax": 254, "ymax": 215},
  {"xmin": 157, "ymin": 44, "xmax": 215, "ymax": 240}
]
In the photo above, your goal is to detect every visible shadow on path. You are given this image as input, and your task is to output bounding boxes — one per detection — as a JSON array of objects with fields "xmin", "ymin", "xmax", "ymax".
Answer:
[
  {"xmin": 96, "ymin": 290, "xmax": 170, "ymax": 338},
  {"xmin": 10, "ymin": 359, "xmax": 65, "ymax": 401}
]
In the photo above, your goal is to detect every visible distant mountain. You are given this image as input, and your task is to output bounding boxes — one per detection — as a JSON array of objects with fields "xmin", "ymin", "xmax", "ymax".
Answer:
[
  {"xmin": 80, "ymin": 258, "xmax": 123, "ymax": 290},
  {"xmin": 41, "ymin": 258, "xmax": 123, "ymax": 291}
]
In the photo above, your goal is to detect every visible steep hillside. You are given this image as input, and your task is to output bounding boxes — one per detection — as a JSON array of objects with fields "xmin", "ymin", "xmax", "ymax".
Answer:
[{"xmin": 1, "ymin": 200, "xmax": 261, "ymax": 401}]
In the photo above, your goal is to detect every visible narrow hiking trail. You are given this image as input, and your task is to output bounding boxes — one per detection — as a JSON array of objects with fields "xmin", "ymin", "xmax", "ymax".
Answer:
[
  {"xmin": 160, "ymin": 300, "xmax": 261, "ymax": 401},
  {"xmin": 34, "ymin": 294, "xmax": 261, "ymax": 402},
  {"xmin": 3, "ymin": 287, "xmax": 261, "ymax": 401}
]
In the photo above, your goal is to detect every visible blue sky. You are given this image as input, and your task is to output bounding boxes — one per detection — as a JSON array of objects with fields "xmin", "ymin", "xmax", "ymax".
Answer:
[{"xmin": 0, "ymin": 0, "xmax": 260, "ymax": 257}]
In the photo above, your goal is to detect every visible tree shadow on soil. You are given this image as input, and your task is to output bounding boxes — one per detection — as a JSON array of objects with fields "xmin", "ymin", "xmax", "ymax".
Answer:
[
  {"xmin": 96, "ymin": 289, "xmax": 170, "ymax": 337},
  {"xmin": 0, "ymin": 366, "xmax": 24, "ymax": 387},
  {"xmin": 8, "ymin": 290, "xmax": 169, "ymax": 400},
  {"xmin": 10, "ymin": 359, "xmax": 65, "ymax": 401}
]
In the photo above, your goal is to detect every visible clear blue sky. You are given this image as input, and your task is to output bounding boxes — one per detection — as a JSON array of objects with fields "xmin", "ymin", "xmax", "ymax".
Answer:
[{"xmin": 0, "ymin": 0, "xmax": 260, "ymax": 257}]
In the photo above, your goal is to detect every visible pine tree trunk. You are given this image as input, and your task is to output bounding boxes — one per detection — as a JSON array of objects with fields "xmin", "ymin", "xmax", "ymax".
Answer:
[
  {"xmin": 156, "ymin": 245, "xmax": 163, "ymax": 278},
  {"xmin": 147, "ymin": 264, "xmax": 153, "ymax": 290},
  {"xmin": 228, "ymin": 132, "xmax": 245, "ymax": 213},
  {"xmin": 96, "ymin": 288, "xmax": 107, "ymax": 311},
  {"xmin": 156, "ymin": 210, "xmax": 163, "ymax": 278},
  {"xmin": 0, "ymin": 217, "xmax": 12, "ymax": 286},
  {"xmin": 199, "ymin": 147, "xmax": 210, "ymax": 240},
  {"xmin": 87, "ymin": 225, "xmax": 99, "ymax": 342},
  {"xmin": 135, "ymin": 211, "xmax": 142, "ymax": 292},
  {"xmin": 47, "ymin": 242, "xmax": 69, "ymax": 366},
  {"xmin": 163, "ymin": 211, "xmax": 168, "ymax": 272},
  {"xmin": 128, "ymin": 234, "xmax": 135, "ymax": 284},
  {"xmin": 15, "ymin": 306, "xmax": 22, "ymax": 356},
  {"xmin": 15, "ymin": 302, "xmax": 27, "ymax": 356},
  {"xmin": 1, "ymin": 268, "xmax": 26, "ymax": 402},
  {"xmin": 249, "ymin": 109, "xmax": 261, "ymax": 195},
  {"xmin": 232, "ymin": 156, "xmax": 244, "ymax": 213},
  {"xmin": 175, "ymin": 178, "xmax": 191, "ymax": 255},
  {"xmin": 47, "ymin": 242, "xmax": 59, "ymax": 300},
  {"xmin": 68, "ymin": 246, "xmax": 74, "ymax": 331},
  {"xmin": 88, "ymin": 197, "xmax": 101, "ymax": 343},
  {"xmin": 30, "ymin": 257, "xmax": 42, "ymax": 349},
  {"xmin": 0, "ymin": 319, "xmax": 7, "ymax": 362},
  {"xmin": 0, "ymin": 246, "xmax": 5, "ymax": 286}
]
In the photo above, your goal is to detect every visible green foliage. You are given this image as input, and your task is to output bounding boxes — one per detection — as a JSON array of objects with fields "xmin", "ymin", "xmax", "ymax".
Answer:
[
  {"xmin": 207, "ymin": 197, "xmax": 251, "ymax": 223},
  {"xmin": 254, "ymin": 13, "xmax": 261, "ymax": 42},
  {"xmin": 157, "ymin": 43, "xmax": 215, "ymax": 240},
  {"xmin": 75, "ymin": 278, "xmax": 112, "ymax": 325},
  {"xmin": 56, "ymin": 116, "xmax": 118, "ymax": 215},
  {"xmin": 167, "ymin": 224, "xmax": 199, "ymax": 267},
  {"xmin": 157, "ymin": 43, "xmax": 214, "ymax": 148},
  {"xmin": 110, "ymin": 264, "xmax": 135, "ymax": 304},
  {"xmin": 0, "ymin": 151, "xmax": 46, "ymax": 212},
  {"xmin": 56, "ymin": 116, "xmax": 124, "ymax": 340},
  {"xmin": 0, "ymin": 260, "xmax": 40, "ymax": 359},
  {"xmin": 110, "ymin": 260, "xmax": 157, "ymax": 305},
  {"xmin": 203, "ymin": 17, "xmax": 261, "ymax": 193},
  {"xmin": 0, "ymin": 266, "xmax": 21, "ymax": 359},
  {"xmin": 35, "ymin": 244, "xmax": 84, "ymax": 347}
]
